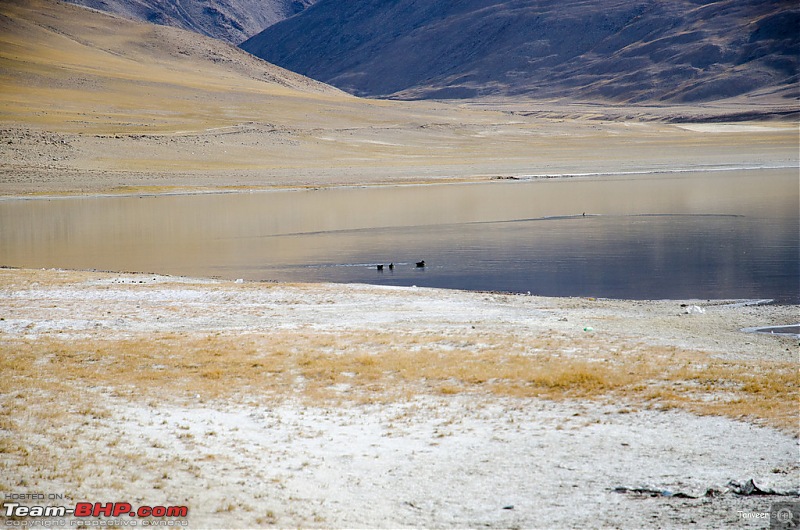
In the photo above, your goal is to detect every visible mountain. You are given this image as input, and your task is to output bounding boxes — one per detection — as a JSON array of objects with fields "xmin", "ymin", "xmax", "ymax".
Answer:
[
  {"xmin": 241, "ymin": 0, "xmax": 800, "ymax": 102},
  {"xmin": 0, "ymin": 0, "xmax": 351, "ymax": 158},
  {"xmin": 64, "ymin": 0, "xmax": 318, "ymax": 44}
]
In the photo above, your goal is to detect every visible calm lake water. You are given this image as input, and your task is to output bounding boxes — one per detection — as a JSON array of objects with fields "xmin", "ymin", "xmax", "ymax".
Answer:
[{"xmin": 1, "ymin": 168, "xmax": 798, "ymax": 302}]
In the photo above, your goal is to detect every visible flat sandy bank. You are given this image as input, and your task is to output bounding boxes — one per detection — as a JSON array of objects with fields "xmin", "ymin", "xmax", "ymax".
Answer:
[
  {"xmin": 1, "ymin": 267, "xmax": 797, "ymax": 528},
  {"xmin": 2, "ymin": 117, "xmax": 797, "ymax": 198}
]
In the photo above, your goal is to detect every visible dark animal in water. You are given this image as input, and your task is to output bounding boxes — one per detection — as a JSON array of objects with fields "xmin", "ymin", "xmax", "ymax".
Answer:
[
  {"xmin": 388, "ymin": 263, "xmax": 394, "ymax": 270},
  {"xmin": 416, "ymin": 260, "xmax": 425, "ymax": 268},
  {"xmin": 377, "ymin": 264, "xmax": 384, "ymax": 271}
]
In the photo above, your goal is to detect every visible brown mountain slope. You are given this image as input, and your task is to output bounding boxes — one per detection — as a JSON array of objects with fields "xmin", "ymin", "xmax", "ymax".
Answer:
[
  {"xmin": 63, "ymin": 0, "xmax": 317, "ymax": 45},
  {"xmin": 241, "ymin": 0, "xmax": 799, "ymax": 103},
  {"xmin": 0, "ymin": 0, "xmax": 344, "ymax": 134}
]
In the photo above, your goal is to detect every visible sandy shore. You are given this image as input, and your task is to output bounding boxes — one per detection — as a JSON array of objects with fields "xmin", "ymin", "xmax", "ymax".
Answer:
[
  {"xmin": 1, "ymin": 118, "xmax": 798, "ymax": 198},
  {"xmin": 1, "ymin": 267, "xmax": 797, "ymax": 528}
]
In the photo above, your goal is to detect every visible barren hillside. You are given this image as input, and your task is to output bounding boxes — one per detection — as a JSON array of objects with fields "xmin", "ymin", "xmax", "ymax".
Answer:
[
  {"xmin": 242, "ymin": 0, "xmax": 799, "ymax": 103},
  {"xmin": 0, "ymin": 0, "xmax": 348, "ymax": 134},
  {"xmin": 64, "ymin": 0, "xmax": 317, "ymax": 44}
]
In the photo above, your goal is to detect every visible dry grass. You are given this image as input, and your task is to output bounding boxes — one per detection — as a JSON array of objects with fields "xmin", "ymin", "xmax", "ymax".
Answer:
[
  {"xmin": 1, "ymin": 329, "xmax": 796, "ymax": 436},
  {"xmin": 1, "ymin": 324, "xmax": 796, "ymax": 503}
]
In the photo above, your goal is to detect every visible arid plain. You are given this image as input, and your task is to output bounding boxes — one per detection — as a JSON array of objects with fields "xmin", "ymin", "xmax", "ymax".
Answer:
[{"xmin": 1, "ymin": 1, "xmax": 798, "ymax": 528}]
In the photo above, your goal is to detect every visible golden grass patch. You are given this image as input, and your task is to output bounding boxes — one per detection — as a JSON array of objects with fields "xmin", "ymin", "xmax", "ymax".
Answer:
[{"xmin": 1, "ymin": 329, "xmax": 796, "ymax": 435}]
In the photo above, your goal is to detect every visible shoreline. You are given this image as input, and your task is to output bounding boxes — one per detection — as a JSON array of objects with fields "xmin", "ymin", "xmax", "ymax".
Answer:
[
  {"xmin": 2, "ymin": 265, "xmax": 796, "ymax": 383},
  {"xmin": 0, "ymin": 163, "xmax": 797, "ymax": 202},
  {"xmin": 2, "ymin": 114, "xmax": 797, "ymax": 199},
  {"xmin": 2, "ymin": 265, "xmax": 798, "ymax": 309}
]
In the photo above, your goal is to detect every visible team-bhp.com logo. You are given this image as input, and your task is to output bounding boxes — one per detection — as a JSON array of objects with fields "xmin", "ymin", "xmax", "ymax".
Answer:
[{"xmin": 4, "ymin": 501, "xmax": 188, "ymax": 527}]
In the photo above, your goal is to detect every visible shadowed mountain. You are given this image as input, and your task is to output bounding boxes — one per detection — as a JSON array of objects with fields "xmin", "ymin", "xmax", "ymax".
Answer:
[
  {"xmin": 241, "ymin": 0, "xmax": 799, "ymax": 102},
  {"xmin": 64, "ymin": 0, "xmax": 318, "ymax": 44}
]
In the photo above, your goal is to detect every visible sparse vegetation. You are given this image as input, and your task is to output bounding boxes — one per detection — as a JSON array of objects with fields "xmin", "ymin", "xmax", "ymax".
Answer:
[
  {"xmin": 2, "ymin": 326, "xmax": 796, "ymax": 434},
  {"xmin": 1, "ymin": 268, "xmax": 797, "ymax": 529}
]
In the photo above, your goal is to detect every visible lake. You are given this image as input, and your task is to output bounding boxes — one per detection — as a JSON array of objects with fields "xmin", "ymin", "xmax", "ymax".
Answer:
[{"xmin": 1, "ymin": 168, "xmax": 797, "ymax": 302}]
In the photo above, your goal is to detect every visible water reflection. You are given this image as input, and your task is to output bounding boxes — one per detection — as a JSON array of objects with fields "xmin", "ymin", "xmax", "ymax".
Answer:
[{"xmin": 1, "ymin": 169, "xmax": 797, "ymax": 302}]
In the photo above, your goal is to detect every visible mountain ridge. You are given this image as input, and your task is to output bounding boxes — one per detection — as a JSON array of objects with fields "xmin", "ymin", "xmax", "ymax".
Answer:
[
  {"xmin": 241, "ymin": 0, "xmax": 799, "ymax": 103},
  {"xmin": 64, "ymin": 0, "xmax": 318, "ymax": 44}
]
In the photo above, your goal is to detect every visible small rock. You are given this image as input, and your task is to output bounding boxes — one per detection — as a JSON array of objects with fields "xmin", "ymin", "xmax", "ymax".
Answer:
[{"xmin": 684, "ymin": 305, "xmax": 705, "ymax": 314}]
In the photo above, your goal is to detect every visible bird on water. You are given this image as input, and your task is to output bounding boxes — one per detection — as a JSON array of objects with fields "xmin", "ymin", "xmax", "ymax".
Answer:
[{"xmin": 416, "ymin": 260, "xmax": 426, "ymax": 268}]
